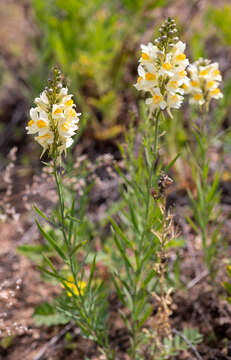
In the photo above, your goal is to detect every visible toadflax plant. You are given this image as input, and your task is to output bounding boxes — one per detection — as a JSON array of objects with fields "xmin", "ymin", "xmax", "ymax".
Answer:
[
  {"xmin": 26, "ymin": 67, "xmax": 112, "ymax": 359},
  {"xmin": 110, "ymin": 18, "xmax": 202, "ymax": 359},
  {"xmin": 26, "ymin": 21, "xmax": 203, "ymax": 359},
  {"xmin": 185, "ymin": 58, "xmax": 224, "ymax": 280}
]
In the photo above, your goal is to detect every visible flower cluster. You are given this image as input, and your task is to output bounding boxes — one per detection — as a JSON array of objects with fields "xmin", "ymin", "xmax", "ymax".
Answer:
[
  {"xmin": 26, "ymin": 68, "xmax": 80, "ymax": 158},
  {"xmin": 185, "ymin": 58, "xmax": 223, "ymax": 107},
  {"xmin": 62, "ymin": 275, "xmax": 86, "ymax": 297},
  {"xmin": 134, "ymin": 18, "xmax": 189, "ymax": 117}
]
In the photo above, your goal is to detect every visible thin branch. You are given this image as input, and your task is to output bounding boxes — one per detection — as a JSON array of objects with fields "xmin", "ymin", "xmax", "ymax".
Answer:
[
  {"xmin": 172, "ymin": 328, "xmax": 203, "ymax": 360},
  {"xmin": 33, "ymin": 321, "xmax": 76, "ymax": 360},
  {"xmin": 187, "ymin": 269, "xmax": 209, "ymax": 289}
]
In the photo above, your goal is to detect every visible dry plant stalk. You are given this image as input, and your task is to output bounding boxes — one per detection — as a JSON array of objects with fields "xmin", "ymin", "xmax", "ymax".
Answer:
[{"xmin": 150, "ymin": 173, "xmax": 178, "ymax": 349}]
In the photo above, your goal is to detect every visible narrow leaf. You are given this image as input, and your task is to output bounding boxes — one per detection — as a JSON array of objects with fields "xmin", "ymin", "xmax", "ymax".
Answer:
[{"xmin": 36, "ymin": 220, "xmax": 66, "ymax": 261}]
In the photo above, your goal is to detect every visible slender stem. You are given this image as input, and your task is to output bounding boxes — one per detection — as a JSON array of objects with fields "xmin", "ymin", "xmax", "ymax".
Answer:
[
  {"xmin": 153, "ymin": 110, "xmax": 160, "ymax": 160},
  {"xmin": 140, "ymin": 110, "xmax": 161, "ymax": 247},
  {"xmin": 146, "ymin": 110, "xmax": 160, "ymax": 225},
  {"xmin": 160, "ymin": 197, "xmax": 167, "ymax": 302},
  {"xmin": 130, "ymin": 110, "xmax": 161, "ymax": 359},
  {"xmin": 52, "ymin": 159, "xmax": 112, "ymax": 359}
]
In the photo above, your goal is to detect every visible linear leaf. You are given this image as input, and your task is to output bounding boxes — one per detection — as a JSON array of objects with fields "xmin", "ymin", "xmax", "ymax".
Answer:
[
  {"xmin": 165, "ymin": 153, "xmax": 180, "ymax": 172},
  {"xmin": 70, "ymin": 241, "xmax": 87, "ymax": 258},
  {"xmin": 112, "ymin": 232, "xmax": 133, "ymax": 269},
  {"xmin": 34, "ymin": 204, "xmax": 50, "ymax": 222},
  {"xmin": 36, "ymin": 220, "xmax": 66, "ymax": 261},
  {"xmin": 138, "ymin": 305, "xmax": 152, "ymax": 329},
  {"xmin": 110, "ymin": 218, "xmax": 134, "ymax": 250}
]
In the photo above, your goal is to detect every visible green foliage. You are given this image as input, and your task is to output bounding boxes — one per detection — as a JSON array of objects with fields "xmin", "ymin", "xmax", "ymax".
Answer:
[
  {"xmin": 17, "ymin": 244, "xmax": 51, "ymax": 265},
  {"xmin": 33, "ymin": 302, "xmax": 69, "ymax": 326},
  {"xmin": 186, "ymin": 111, "xmax": 224, "ymax": 280},
  {"xmin": 223, "ymin": 265, "xmax": 231, "ymax": 304},
  {"xmin": 110, "ymin": 106, "xmax": 185, "ymax": 358},
  {"xmin": 0, "ymin": 336, "xmax": 14, "ymax": 350},
  {"xmin": 120, "ymin": 0, "xmax": 167, "ymax": 12},
  {"xmin": 31, "ymin": 157, "xmax": 112, "ymax": 358},
  {"xmin": 206, "ymin": 5, "xmax": 231, "ymax": 45},
  {"xmin": 213, "ymin": 77, "xmax": 231, "ymax": 151},
  {"xmin": 21, "ymin": 12, "xmax": 221, "ymax": 358},
  {"xmin": 30, "ymin": 0, "xmax": 166, "ymax": 129},
  {"xmin": 142, "ymin": 327, "xmax": 202, "ymax": 359},
  {"xmin": 189, "ymin": 32, "xmax": 206, "ymax": 60}
]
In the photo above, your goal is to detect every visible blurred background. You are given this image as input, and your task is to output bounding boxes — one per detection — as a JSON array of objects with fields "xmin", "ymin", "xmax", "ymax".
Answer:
[
  {"xmin": 1, "ymin": 1, "xmax": 231, "ymax": 359},
  {"xmin": 0, "ymin": 0, "xmax": 230, "ymax": 167}
]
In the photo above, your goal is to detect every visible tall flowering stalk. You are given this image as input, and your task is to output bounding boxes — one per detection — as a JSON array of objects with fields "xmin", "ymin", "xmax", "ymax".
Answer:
[
  {"xmin": 27, "ymin": 68, "xmax": 112, "ymax": 359},
  {"xmin": 185, "ymin": 58, "xmax": 223, "ymax": 280},
  {"xmin": 111, "ymin": 18, "xmax": 189, "ymax": 358},
  {"xmin": 134, "ymin": 17, "xmax": 189, "ymax": 257}
]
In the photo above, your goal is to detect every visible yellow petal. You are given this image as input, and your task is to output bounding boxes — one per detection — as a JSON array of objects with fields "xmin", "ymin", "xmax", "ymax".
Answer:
[
  {"xmin": 28, "ymin": 120, "xmax": 34, "ymax": 126},
  {"xmin": 141, "ymin": 53, "xmax": 150, "ymax": 60},
  {"xmin": 176, "ymin": 53, "xmax": 186, "ymax": 61},
  {"xmin": 145, "ymin": 72, "xmax": 156, "ymax": 81},
  {"xmin": 162, "ymin": 63, "xmax": 172, "ymax": 70},
  {"xmin": 37, "ymin": 120, "xmax": 47, "ymax": 128},
  {"xmin": 65, "ymin": 99, "xmax": 74, "ymax": 107},
  {"xmin": 194, "ymin": 93, "xmax": 203, "ymax": 101}
]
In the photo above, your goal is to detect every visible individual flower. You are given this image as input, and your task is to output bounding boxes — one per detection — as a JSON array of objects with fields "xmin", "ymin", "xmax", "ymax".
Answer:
[
  {"xmin": 167, "ymin": 92, "xmax": 184, "ymax": 112},
  {"xmin": 26, "ymin": 109, "xmax": 49, "ymax": 135},
  {"xmin": 26, "ymin": 67, "xmax": 81, "ymax": 158},
  {"xmin": 146, "ymin": 87, "xmax": 167, "ymax": 112},
  {"xmin": 187, "ymin": 58, "xmax": 223, "ymax": 107},
  {"xmin": 190, "ymin": 92, "xmax": 205, "ymax": 106},
  {"xmin": 135, "ymin": 64, "xmax": 157, "ymax": 91},
  {"xmin": 139, "ymin": 43, "xmax": 159, "ymax": 64},
  {"xmin": 171, "ymin": 41, "xmax": 189, "ymax": 69},
  {"xmin": 134, "ymin": 17, "xmax": 190, "ymax": 117},
  {"xmin": 62, "ymin": 275, "xmax": 86, "ymax": 297}
]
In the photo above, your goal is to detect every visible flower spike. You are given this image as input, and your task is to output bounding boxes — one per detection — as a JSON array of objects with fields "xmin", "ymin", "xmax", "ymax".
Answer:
[
  {"xmin": 135, "ymin": 18, "xmax": 189, "ymax": 117},
  {"xmin": 26, "ymin": 67, "xmax": 81, "ymax": 159}
]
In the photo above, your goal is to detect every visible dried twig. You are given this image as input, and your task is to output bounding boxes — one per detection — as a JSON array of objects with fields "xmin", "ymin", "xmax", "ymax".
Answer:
[
  {"xmin": 33, "ymin": 321, "xmax": 76, "ymax": 360},
  {"xmin": 187, "ymin": 269, "xmax": 209, "ymax": 289},
  {"xmin": 172, "ymin": 328, "xmax": 203, "ymax": 360}
]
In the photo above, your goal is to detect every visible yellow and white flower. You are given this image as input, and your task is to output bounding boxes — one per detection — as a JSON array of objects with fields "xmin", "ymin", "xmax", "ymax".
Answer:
[
  {"xmin": 166, "ymin": 78, "xmax": 184, "ymax": 95},
  {"xmin": 146, "ymin": 88, "xmax": 167, "ymax": 112},
  {"xmin": 35, "ymin": 131, "xmax": 54, "ymax": 148},
  {"xmin": 190, "ymin": 92, "xmax": 205, "ymax": 106},
  {"xmin": 209, "ymin": 63, "xmax": 222, "ymax": 82},
  {"xmin": 26, "ymin": 108, "xmax": 50, "ymax": 135},
  {"xmin": 208, "ymin": 87, "xmax": 223, "ymax": 100},
  {"xmin": 167, "ymin": 92, "xmax": 184, "ymax": 110},
  {"xmin": 171, "ymin": 41, "xmax": 189, "ymax": 70},
  {"xmin": 159, "ymin": 54, "xmax": 174, "ymax": 77},
  {"xmin": 27, "ymin": 70, "xmax": 81, "ymax": 158},
  {"xmin": 187, "ymin": 58, "xmax": 223, "ymax": 106},
  {"xmin": 134, "ymin": 18, "xmax": 189, "ymax": 117},
  {"xmin": 52, "ymin": 104, "xmax": 64, "ymax": 119},
  {"xmin": 134, "ymin": 64, "xmax": 157, "ymax": 91},
  {"xmin": 139, "ymin": 43, "xmax": 159, "ymax": 65},
  {"xmin": 34, "ymin": 90, "xmax": 49, "ymax": 111}
]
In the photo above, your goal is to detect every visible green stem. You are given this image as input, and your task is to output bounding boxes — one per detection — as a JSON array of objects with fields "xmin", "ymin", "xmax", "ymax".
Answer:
[
  {"xmin": 140, "ymin": 110, "xmax": 161, "ymax": 248},
  {"xmin": 153, "ymin": 110, "xmax": 160, "ymax": 160},
  {"xmin": 130, "ymin": 110, "xmax": 161, "ymax": 359},
  {"xmin": 52, "ymin": 159, "xmax": 112, "ymax": 359}
]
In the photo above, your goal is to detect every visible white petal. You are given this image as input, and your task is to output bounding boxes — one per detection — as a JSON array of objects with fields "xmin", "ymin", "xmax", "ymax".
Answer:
[{"xmin": 146, "ymin": 98, "xmax": 152, "ymax": 105}]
